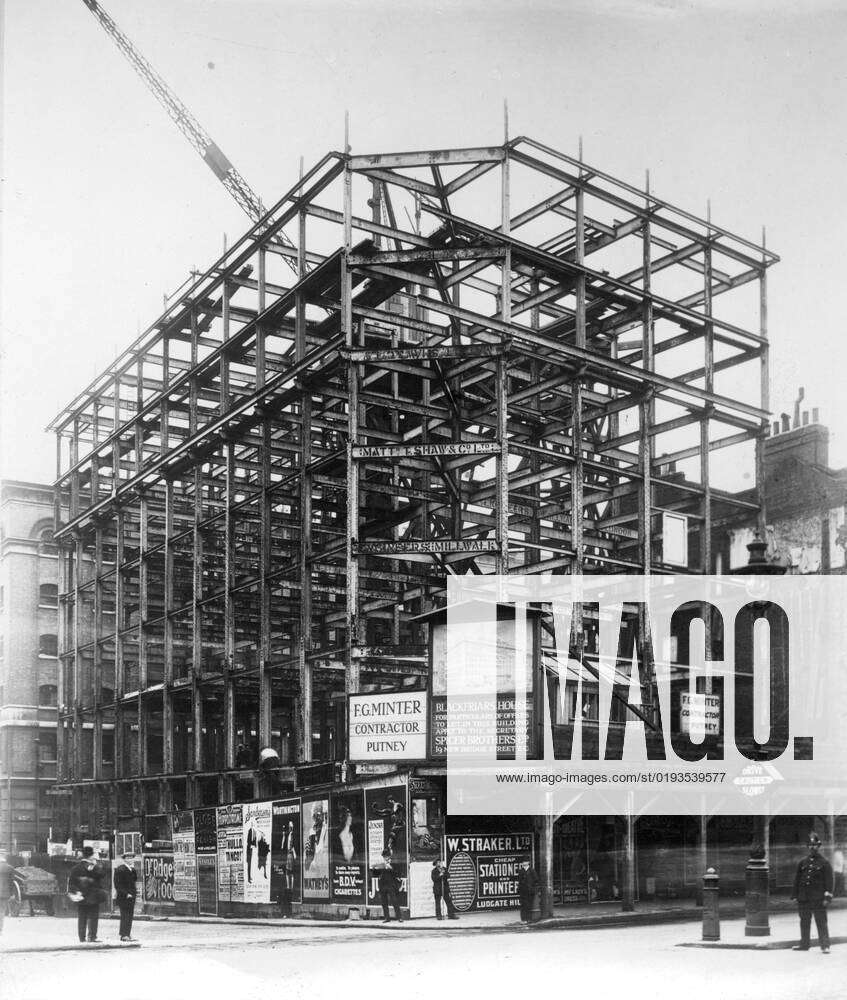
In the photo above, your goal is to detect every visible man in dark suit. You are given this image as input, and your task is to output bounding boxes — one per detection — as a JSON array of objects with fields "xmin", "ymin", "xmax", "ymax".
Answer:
[
  {"xmin": 68, "ymin": 846, "xmax": 105, "ymax": 943},
  {"xmin": 518, "ymin": 860, "xmax": 540, "ymax": 923},
  {"xmin": 113, "ymin": 852, "xmax": 138, "ymax": 942},
  {"xmin": 374, "ymin": 850, "xmax": 403, "ymax": 923},
  {"xmin": 792, "ymin": 832, "xmax": 834, "ymax": 953}
]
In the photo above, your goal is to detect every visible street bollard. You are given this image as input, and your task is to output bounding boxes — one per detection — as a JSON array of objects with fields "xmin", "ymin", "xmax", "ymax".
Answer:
[
  {"xmin": 744, "ymin": 847, "xmax": 770, "ymax": 937},
  {"xmin": 702, "ymin": 868, "xmax": 720, "ymax": 941}
]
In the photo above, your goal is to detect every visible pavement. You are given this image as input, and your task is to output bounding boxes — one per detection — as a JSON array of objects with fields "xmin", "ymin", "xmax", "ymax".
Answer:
[
  {"xmin": 2, "ymin": 896, "xmax": 845, "ymax": 953},
  {"xmin": 2, "ymin": 909, "xmax": 846, "ymax": 1000}
]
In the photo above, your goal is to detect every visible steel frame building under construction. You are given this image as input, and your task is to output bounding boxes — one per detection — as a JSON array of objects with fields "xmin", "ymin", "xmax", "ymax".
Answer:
[{"xmin": 49, "ymin": 136, "xmax": 777, "ymax": 838}]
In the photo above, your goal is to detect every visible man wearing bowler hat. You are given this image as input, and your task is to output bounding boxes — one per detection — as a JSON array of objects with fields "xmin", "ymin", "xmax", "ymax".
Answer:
[{"xmin": 792, "ymin": 832, "xmax": 834, "ymax": 953}]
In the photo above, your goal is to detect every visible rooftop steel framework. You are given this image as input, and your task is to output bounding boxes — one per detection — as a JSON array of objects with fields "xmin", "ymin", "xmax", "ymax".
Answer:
[{"xmin": 50, "ymin": 137, "xmax": 777, "ymax": 825}]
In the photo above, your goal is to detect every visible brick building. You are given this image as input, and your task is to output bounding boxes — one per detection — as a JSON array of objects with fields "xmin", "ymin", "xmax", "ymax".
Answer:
[{"xmin": 0, "ymin": 480, "xmax": 60, "ymax": 852}]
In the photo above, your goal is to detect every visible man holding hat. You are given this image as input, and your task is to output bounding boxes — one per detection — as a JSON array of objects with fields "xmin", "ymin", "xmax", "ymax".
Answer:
[{"xmin": 792, "ymin": 832, "xmax": 834, "ymax": 953}]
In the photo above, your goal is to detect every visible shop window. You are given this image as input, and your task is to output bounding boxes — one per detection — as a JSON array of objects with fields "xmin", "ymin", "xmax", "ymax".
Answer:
[
  {"xmin": 39, "ymin": 583, "xmax": 58, "ymax": 607},
  {"xmin": 39, "ymin": 684, "xmax": 58, "ymax": 707},
  {"xmin": 39, "ymin": 634, "xmax": 58, "ymax": 657}
]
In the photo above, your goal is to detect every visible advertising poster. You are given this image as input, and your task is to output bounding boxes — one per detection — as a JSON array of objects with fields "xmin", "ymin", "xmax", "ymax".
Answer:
[
  {"xmin": 242, "ymin": 800, "xmax": 273, "ymax": 903},
  {"xmin": 409, "ymin": 775, "xmax": 445, "ymax": 862},
  {"xmin": 173, "ymin": 809, "xmax": 197, "ymax": 904},
  {"xmin": 444, "ymin": 832, "xmax": 533, "ymax": 912},
  {"xmin": 197, "ymin": 857, "xmax": 218, "ymax": 916},
  {"xmin": 555, "ymin": 816, "xmax": 589, "ymax": 904},
  {"xmin": 142, "ymin": 854, "xmax": 175, "ymax": 904},
  {"xmin": 330, "ymin": 789, "xmax": 366, "ymax": 904},
  {"xmin": 217, "ymin": 803, "xmax": 244, "ymax": 903},
  {"xmin": 271, "ymin": 798, "xmax": 301, "ymax": 905},
  {"xmin": 301, "ymin": 797, "xmax": 330, "ymax": 900},
  {"xmin": 365, "ymin": 783, "xmax": 408, "ymax": 907},
  {"xmin": 194, "ymin": 807, "xmax": 217, "ymax": 855}
]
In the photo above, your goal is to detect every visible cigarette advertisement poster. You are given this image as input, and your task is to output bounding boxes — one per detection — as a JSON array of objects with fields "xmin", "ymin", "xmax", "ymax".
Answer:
[
  {"xmin": 330, "ymin": 789, "xmax": 366, "ymax": 904},
  {"xmin": 217, "ymin": 803, "xmax": 244, "ymax": 903},
  {"xmin": 301, "ymin": 797, "xmax": 330, "ymax": 900},
  {"xmin": 193, "ymin": 807, "xmax": 218, "ymax": 855},
  {"xmin": 445, "ymin": 833, "xmax": 533, "ymax": 912},
  {"xmin": 365, "ymin": 783, "xmax": 408, "ymax": 907},
  {"xmin": 242, "ymin": 800, "xmax": 273, "ymax": 903},
  {"xmin": 173, "ymin": 809, "xmax": 197, "ymax": 903},
  {"xmin": 142, "ymin": 854, "xmax": 175, "ymax": 904},
  {"xmin": 271, "ymin": 798, "xmax": 301, "ymax": 905}
]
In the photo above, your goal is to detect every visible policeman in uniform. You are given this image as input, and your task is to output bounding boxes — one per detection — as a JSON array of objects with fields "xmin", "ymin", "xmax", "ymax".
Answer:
[{"xmin": 792, "ymin": 832, "xmax": 834, "ymax": 953}]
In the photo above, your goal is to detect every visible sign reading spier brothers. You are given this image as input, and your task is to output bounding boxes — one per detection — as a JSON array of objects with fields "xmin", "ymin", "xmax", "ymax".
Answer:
[{"xmin": 348, "ymin": 691, "xmax": 428, "ymax": 762}]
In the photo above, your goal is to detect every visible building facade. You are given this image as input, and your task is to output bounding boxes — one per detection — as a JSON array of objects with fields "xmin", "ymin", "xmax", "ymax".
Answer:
[
  {"xmin": 0, "ymin": 480, "xmax": 60, "ymax": 853},
  {"xmin": 49, "ymin": 138, "xmax": 780, "ymax": 914}
]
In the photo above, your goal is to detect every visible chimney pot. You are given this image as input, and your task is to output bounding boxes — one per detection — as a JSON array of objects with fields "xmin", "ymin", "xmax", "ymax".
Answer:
[
  {"xmin": 802, "ymin": 411, "xmax": 809, "ymax": 426},
  {"xmin": 781, "ymin": 413, "xmax": 790, "ymax": 433},
  {"xmin": 812, "ymin": 407, "xmax": 820, "ymax": 423}
]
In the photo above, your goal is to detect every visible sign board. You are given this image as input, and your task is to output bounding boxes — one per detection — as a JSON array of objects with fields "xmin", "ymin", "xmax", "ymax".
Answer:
[
  {"xmin": 429, "ymin": 694, "xmax": 534, "ymax": 758},
  {"xmin": 355, "ymin": 539, "xmax": 498, "ymax": 555},
  {"xmin": 445, "ymin": 832, "xmax": 534, "ymax": 911},
  {"xmin": 348, "ymin": 690, "xmax": 428, "ymax": 762},
  {"xmin": 352, "ymin": 441, "xmax": 501, "ymax": 460},
  {"xmin": 662, "ymin": 512, "xmax": 689, "ymax": 566},
  {"xmin": 680, "ymin": 692, "xmax": 721, "ymax": 738}
]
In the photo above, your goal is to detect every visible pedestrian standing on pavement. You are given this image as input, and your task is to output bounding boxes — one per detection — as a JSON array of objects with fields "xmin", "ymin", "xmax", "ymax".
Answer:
[
  {"xmin": 0, "ymin": 853, "xmax": 12, "ymax": 936},
  {"xmin": 68, "ymin": 846, "xmax": 106, "ymax": 943},
  {"xmin": 113, "ymin": 852, "xmax": 138, "ymax": 942},
  {"xmin": 374, "ymin": 850, "xmax": 403, "ymax": 923},
  {"xmin": 791, "ymin": 832, "xmax": 834, "ymax": 954},
  {"xmin": 431, "ymin": 860, "xmax": 459, "ymax": 920},
  {"xmin": 517, "ymin": 859, "xmax": 540, "ymax": 923}
]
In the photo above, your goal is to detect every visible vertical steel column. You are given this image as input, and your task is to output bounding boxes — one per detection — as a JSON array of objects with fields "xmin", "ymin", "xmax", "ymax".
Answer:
[
  {"xmin": 223, "ymin": 440, "xmax": 236, "ymax": 776},
  {"xmin": 113, "ymin": 375, "xmax": 121, "ymax": 490},
  {"xmin": 56, "ymin": 539, "xmax": 68, "ymax": 781},
  {"xmin": 701, "ymin": 226, "xmax": 714, "ymax": 574},
  {"xmin": 257, "ymin": 246, "xmax": 272, "ymax": 751},
  {"xmin": 344, "ymin": 155, "xmax": 361, "ymax": 698},
  {"xmin": 114, "ymin": 509, "xmax": 125, "ymax": 779},
  {"xmin": 72, "ymin": 532, "xmax": 83, "ymax": 782},
  {"xmin": 495, "ymin": 142, "xmax": 511, "ymax": 575},
  {"xmin": 93, "ymin": 524, "xmax": 103, "ymax": 781},
  {"xmin": 189, "ymin": 309, "xmax": 204, "ymax": 772},
  {"xmin": 572, "ymin": 177, "xmax": 586, "ymax": 574},
  {"xmin": 756, "ymin": 236, "xmax": 770, "ymax": 536},
  {"xmin": 138, "ymin": 491, "xmax": 149, "ymax": 777},
  {"xmin": 639, "ymin": 183, "xmax": 654, "ymax": 574},
  {"xmin": 163, "ymin": 479, "xmax": 174, "ymax": 774},
  {"xmin": 70, "ymin": 418, "xmax": 80, "ymax": 521}
]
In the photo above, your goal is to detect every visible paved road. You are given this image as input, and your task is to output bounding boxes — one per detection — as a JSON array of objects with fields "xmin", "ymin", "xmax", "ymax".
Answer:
[{"xmin": 2, "ymin": 912, "xmax": 844, "ymax": 1000}]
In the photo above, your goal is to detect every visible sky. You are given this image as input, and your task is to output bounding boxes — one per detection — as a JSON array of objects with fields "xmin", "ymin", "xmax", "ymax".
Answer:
[{"xmin": 2, "ymin": 0, "xmax": 847, "ymax": 483}]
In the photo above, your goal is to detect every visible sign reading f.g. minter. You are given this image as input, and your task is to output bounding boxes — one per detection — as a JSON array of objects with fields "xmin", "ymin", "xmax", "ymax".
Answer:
[{"xmin": 348, "ymin": 690, "xmax": 428, "ymax": 762}]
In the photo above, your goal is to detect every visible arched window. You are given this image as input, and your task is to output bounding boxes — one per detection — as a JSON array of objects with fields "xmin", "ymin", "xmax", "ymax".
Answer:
[
  {"xmin": 39, "ymin": 583, "xmax": 58, "ymax": 607},
  {"xmin": 39, "ymin": 684, "xmax": 58, "ymax": 707},
  {"xmin": 38, "ymin": 634, "xmax": 58, "ymax": 657}
]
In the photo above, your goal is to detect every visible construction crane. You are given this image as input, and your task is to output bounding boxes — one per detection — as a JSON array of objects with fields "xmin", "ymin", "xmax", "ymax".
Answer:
[{"xmin": 81, "ymin": 0, "xmax": 300, "ymax": 274}]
